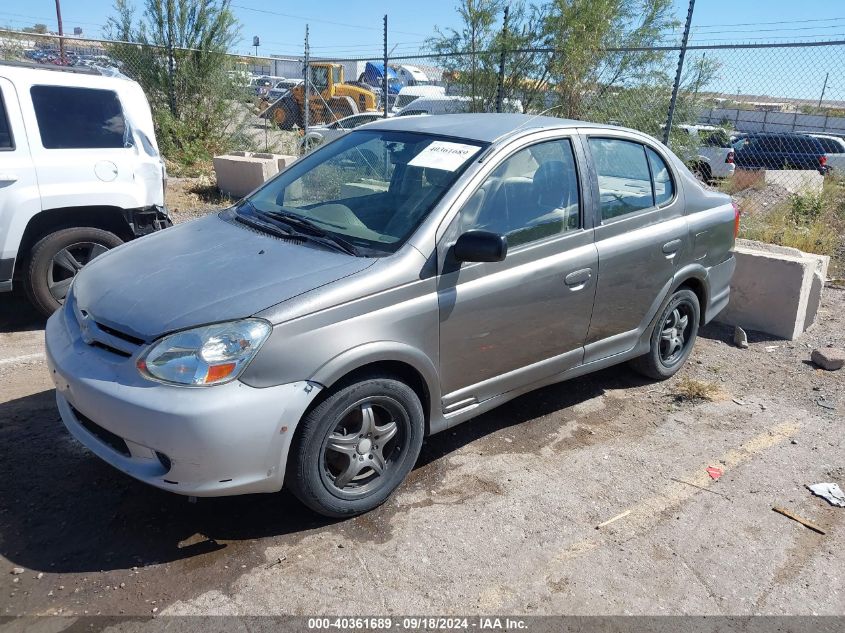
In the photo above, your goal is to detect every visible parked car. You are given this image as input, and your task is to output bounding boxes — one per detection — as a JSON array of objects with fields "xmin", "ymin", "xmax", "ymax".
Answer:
[
  {"xmin": 46, "ymin": 114, "xmax": 737, "ymax": 517},
  {"xmin": 803, "ymin": 133, "xmax": 845, "ymax": 172},
  {"xmin": 0, "ymin": 61, "xmax": 170, "ymax": 317},
  {"xmin": 677, "ymin": 124, "xmax": 736, "ymax": 182},
  {"xmin": 392, "ymin": 85, "xmax": 447, "ymax": 112},
  {"xmin": 300, "ymin": 112, "xmax": 385, "ymax": 150},
  {"xmin": 266, "ymin": 78, "xmax": 302, "ymax": 102},
  {"xmin": 396, "ymin": 94, "xmax": 523, "ymax": 116},
  {"xmin": 732, "ymin": 132, "xmax": 830, "ymax": 173},
  {"xmin": 251, "ymin": 75, "xmax": 286, "ymax": 97}
]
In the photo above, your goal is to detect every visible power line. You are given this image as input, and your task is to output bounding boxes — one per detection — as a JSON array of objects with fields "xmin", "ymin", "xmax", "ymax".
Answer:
[
  {"xmin": 690, "ymin": 16, "xmax": 845, "ymax": 30},
  {"xmin": 229, "ymin": 3, "xmax": 429, "ymax": 38}
]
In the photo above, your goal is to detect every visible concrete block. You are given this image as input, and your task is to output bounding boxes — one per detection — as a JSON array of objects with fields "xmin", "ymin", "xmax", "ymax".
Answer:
[
  {"xmin": 276, "ymin": 154, "xmax": 298, "ymax": 170},
  {"xmin": 212, "ymin": 153, "xmax": 279, "ymax": 198},
  {"xmin": 763, "ymin": 170, "xmax": 824, "ymax": 195},
  {"xmin": 717, "ymin": 239, "xmax": 829, "ymax": 340}
]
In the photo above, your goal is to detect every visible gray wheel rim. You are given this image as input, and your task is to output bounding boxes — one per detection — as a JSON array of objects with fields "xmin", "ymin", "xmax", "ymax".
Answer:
[
  {"xmin": 48, "ymin": 241, "xmax": 109, "ymax": 302},
  {"xmin": 320, "ymin": 397, "xmax": 406, "ymax": 499},
  {"xmin": 659, "ymin": 302, "xmax": 693, "ymax": 366}
]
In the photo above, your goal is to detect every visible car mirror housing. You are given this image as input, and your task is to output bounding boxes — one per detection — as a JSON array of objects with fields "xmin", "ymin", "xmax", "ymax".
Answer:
[{"xmin": 453, "ymin": 231, "xmax": 508, "ymax": 263}]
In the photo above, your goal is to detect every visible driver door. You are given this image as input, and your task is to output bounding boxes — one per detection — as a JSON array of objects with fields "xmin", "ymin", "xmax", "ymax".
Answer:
[{"xmin": 437, "ymin": 135, "xmax": 598, "ymax": 411}]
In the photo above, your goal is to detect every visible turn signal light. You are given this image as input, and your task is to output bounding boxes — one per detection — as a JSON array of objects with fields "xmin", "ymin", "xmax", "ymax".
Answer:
[{"xmin": 732, "ymin": 202, "xmax": 740, "ymax": 238}]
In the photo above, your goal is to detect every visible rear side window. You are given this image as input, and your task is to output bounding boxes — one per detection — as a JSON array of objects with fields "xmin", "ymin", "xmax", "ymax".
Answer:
[
  {"xmin": 646, "ymin": 148, "xmax": 674, "ymax": 206},
  {"xmin": 30, "ymin": 86, "xmax": 126, "ymax": 149},
  {"xmin": 0, "ymin": 92, "xmax": 13, "ymax": 150},
  {"xmin": 589, "ymin": 138, "xmax": 654, "ymax": 221}
]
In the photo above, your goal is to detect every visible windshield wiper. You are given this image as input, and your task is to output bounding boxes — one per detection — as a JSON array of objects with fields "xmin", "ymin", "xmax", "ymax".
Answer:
[
  {"xmin": 258, "ymin": 209, "xmax": 361, "ymax": 256},
  {"xmin": 237, "ymin": 202, "xmax": 359, "ymax": 256}
]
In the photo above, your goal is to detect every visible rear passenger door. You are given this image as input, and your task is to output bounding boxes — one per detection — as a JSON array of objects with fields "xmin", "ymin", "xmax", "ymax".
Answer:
[
  {"xmin": 22, "ymin": 84, "xmax": 137, "ymax": 212},
  {"xmin": 582, "ymin": 133, "xmax": 686, "ymax": 362}
]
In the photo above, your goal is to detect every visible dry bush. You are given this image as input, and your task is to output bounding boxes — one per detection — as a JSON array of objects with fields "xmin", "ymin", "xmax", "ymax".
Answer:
[{"xmin": 673, "ymin": 377, "xmax": 725, "ymax": 402}]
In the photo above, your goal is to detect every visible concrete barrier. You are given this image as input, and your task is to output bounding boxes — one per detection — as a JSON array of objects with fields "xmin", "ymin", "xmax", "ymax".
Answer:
[
  {"xmin": 716, "ymin": 239, "xmax": 829, "ymax": 340},
  {"xmin": 763, "ymin": 170, "xmax": 824, "ymax": 195},
  {"xmin": 212, "ymin": 152, "xmax": 298, "ymax": 198}
]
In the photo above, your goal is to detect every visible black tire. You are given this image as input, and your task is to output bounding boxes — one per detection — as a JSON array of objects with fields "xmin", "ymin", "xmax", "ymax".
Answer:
[
  {"xmin": 24, "ymin": 227, "xmax": 122, "ymax": 317},
  {"xmin": 629, "ymin": 288, "xmax": 700, "ymax": 380},
  {"xmin": 287, "ymin": 374, "xmax": 425, "ymax": 518}
]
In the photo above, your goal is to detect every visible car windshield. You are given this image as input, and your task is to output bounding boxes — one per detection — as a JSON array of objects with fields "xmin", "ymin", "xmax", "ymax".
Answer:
[{"xmin": 240, "ymin": 130, "xmax": 486, "ymax": 255}]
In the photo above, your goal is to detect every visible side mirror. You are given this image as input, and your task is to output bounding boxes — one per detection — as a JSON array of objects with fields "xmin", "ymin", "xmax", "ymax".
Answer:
[{"xmin": 453, "ymin": 230, "xmax": 508, "ymax": 263}]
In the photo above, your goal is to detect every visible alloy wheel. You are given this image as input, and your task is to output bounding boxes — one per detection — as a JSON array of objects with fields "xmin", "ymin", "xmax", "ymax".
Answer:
[
  {"xmin": 320, "ymin": 397, "xmax": 405, "ymax": 498},
  {"xmin": 48, "ymin": 241, "xmax": 109, "ymax": 302},
  {"xmin": 659, "ymin": 302, "xmax": 693, "ymax": 366}
]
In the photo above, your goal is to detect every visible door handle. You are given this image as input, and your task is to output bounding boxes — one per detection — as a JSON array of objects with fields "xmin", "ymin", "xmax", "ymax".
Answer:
[
  {"xmin": 0, "ymin": 174, "xmax": 18, "ymax": 183},
  {"xmin": 662, "ymin": 239, "xmax": 683, "ymax": 256},
  {"xmin": 564, "ymin": 268, "xmax": 592, "ymax": 290}
]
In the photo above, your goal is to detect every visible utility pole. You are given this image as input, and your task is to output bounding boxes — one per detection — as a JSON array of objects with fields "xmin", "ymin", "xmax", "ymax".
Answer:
[
  {"xmin": 495, "ymin": 6, "xmax": 510, "ymax": 114},
  {"xmin": 303, "ymin": 25, "xmax": 310, "ymax": 138},
  {"xmin": 166, "ymin": 0, "xmax": 176, "ymax": 116},
  {"xmin": 663, "ymin": 0, "xmax": 695, "ymax": 146},
  {"xmin": 54, "ymin": 0, "xmax": 65, "ymax": 63},
  {"xmin": 383, "ymin": 15, "xmax": 388, "ymax": 118},
  {"xmin": 693, "ymin": 52, "xmax": 705, "ymax": 99},
  {"xmin": 818, "ymin": 72, "xmax": 829, "ymax": 110}
]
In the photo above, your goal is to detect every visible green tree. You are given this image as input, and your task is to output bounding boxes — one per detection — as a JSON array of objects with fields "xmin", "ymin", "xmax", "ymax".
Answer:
[{"xmin": 105, "ymin": 0, "xmax": 247, "ymax": 170}]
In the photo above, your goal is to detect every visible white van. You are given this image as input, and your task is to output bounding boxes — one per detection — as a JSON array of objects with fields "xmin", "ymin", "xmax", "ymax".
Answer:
[{"xmin": 0, "ymin": 61, "xmax": 169, "ymax": 316}]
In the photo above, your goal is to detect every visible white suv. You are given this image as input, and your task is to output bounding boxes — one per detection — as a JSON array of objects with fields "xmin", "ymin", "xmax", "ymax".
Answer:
[{"xmin": 0, "ymin": 61, "xmax": 170, "ymax": 316}]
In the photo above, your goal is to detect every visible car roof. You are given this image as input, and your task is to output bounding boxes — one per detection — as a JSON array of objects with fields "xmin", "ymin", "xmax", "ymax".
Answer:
[{"xmin": 362, "ymin": 113, "xmax": 606, "ymax": 143}]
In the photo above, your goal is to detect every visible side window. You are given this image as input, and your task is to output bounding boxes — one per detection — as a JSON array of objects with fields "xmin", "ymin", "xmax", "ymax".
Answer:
[
  {"xmin": 459, "ymin": 138, "xmax": 580, "ymax": 248},
  {"xmin": 646, "ymin": 147, "xmax": 675, "ymax": 206},
  {"xmin": 0, "ymin": 91, "xmax": 13, "ymax": 150},
  {"xmin": 30, "ymin": 86, "xmax": 126, "ymax": 149},
  {"xmin": 589, "ymin": 138, "xmax": 654, "ymax": 221}
]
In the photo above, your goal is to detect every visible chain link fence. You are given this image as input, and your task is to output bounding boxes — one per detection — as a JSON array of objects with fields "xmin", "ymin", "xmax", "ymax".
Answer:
[{"xmin": 3, "ymin": 28, "xmax": 845, "ymax": 191}]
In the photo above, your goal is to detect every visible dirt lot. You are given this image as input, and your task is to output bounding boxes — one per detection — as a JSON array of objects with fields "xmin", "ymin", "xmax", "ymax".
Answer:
[
  {"xmin": 1, "ymin": 296, "xmax": 843, "ymax": 618},
  {"xmin": 0, "ymin": 200, "xmax": 843, "ymax": 617}
]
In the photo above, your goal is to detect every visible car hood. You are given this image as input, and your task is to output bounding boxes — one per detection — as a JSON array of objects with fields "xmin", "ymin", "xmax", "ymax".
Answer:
[{"xmin": 72, "ymin": 212, "xmax": 376, "ymax": 340}]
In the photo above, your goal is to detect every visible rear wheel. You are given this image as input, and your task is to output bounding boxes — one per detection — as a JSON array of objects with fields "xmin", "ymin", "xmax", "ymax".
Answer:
[
  {"xmin": 24, "ymin": 227, "xmax": 122, "ymax": 317},
  {"xmin": 629, "ymin": 288, "xmax": 700, "ymax": 380},
  {"xmin": 287, "ymin": 374, "xmax": 424, "ymax": 518}
]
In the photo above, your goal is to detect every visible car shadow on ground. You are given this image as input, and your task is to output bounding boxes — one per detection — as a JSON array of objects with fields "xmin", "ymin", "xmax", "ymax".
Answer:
[
  {"xmin": 0, "ymin": 292, "xmax": 46, "ymax": 333},
  {"xmin": 0, "ymin": 364, "xmax": 650, "ymax": 574}
]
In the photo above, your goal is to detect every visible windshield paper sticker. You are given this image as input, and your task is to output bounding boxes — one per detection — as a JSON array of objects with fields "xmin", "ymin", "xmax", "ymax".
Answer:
[{"xmin": 408, "ymin": 141, "xmax": 477, "ymax": 171}]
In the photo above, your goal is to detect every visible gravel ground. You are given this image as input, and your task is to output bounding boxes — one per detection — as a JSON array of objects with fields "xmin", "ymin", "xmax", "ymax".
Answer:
[{"xmin": 0, "ymin": 280, "xmax": 842, "ymax": 618}]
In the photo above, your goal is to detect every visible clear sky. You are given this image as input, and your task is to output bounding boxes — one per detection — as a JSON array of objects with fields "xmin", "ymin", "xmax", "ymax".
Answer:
[{"xmin": 1, "ymin": 1, "xmax": 844, "ymax": 99}]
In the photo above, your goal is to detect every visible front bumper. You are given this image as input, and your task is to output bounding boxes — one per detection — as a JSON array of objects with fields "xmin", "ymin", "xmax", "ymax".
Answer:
[
  {"xmin": 45, "ymin": 306, "xmax": 322, "ymax": 496},
  {"xmin": 124, "ymin": 205, "xmax": 172, "ymax": 238}
]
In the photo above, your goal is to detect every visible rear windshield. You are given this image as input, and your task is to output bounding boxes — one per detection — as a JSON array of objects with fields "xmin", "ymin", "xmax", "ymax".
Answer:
[{"xmin": 30, "ymin": 85, "xmax": 127, "ymax": 149}]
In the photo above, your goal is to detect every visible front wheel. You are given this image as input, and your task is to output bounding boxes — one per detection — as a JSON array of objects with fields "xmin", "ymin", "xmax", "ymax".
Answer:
[
  {"xmin": 287, "ymin": 374, "xmax": 424, "ymax": 518},
  {"xmin": 629, "ymin": 288, "xmax": 700, "ymax": 380},
  {"xmin": 24, "ymin": 227, "xmax": 123, "ymax": 317}
]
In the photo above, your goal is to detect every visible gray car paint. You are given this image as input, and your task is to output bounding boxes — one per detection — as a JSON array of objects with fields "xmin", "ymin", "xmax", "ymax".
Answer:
[
  {"xmin": 71, "ymin": 212, "xmax": 377, "ymax": 340},
  {"xmin": 49, "ymin": 113, "xmax": 736, "ymax": 495}
]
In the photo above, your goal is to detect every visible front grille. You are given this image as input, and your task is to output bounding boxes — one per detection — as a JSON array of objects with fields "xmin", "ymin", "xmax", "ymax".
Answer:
[
  {"xmin": 72, "ymin": 406, "xmax": 130, "ymax": 456},
  {"xmin": 95, "ymin": 321, "xmax": 145, "ymax": 346}
]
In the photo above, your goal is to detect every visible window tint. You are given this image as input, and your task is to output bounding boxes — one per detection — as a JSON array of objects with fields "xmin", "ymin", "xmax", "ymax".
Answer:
[
  {"xmin": 646, "ymin": 147, "xmax": 674, "ymax": 206},
  {"xmin": 30, "ymin": 86, "xmax": 126, "ymax": 149},
  {"xmin": 589, "ymin": 138, "xmax": 654, "ymax": 221},
  {"xmin": 0, "ymin": 92, "xmax": 12, "ymax": 150},
  {"xmin": 815, "ymin": 138, "xmax": 842, "ymax": 153},
  {"xmin": 459, "ymin": 138, "xmax": 580, "ymax": 247}
]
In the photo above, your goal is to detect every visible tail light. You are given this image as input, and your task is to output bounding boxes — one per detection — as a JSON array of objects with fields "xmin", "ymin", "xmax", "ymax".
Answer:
[
  {"xmin": 725, "ymin": 150, "xmax": 735, "ymax": 164},
  {"xmin": 820, "ymin": 155, "xmax": 828, "ymax": 167},
  {"xmin": 732, "ymin": 202, "xmax": 740, "ymax": 238}
]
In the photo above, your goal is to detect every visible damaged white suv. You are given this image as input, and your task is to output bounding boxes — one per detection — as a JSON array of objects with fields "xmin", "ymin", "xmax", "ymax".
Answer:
[{"xmin": 0, "ymin": 61, "xmax": 170, "ymax": 316}]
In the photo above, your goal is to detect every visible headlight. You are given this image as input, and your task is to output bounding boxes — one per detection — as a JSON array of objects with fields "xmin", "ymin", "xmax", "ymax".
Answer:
[{"xmin": 137, "ymin": 319, "xmax": 272, "ymax": 386}]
